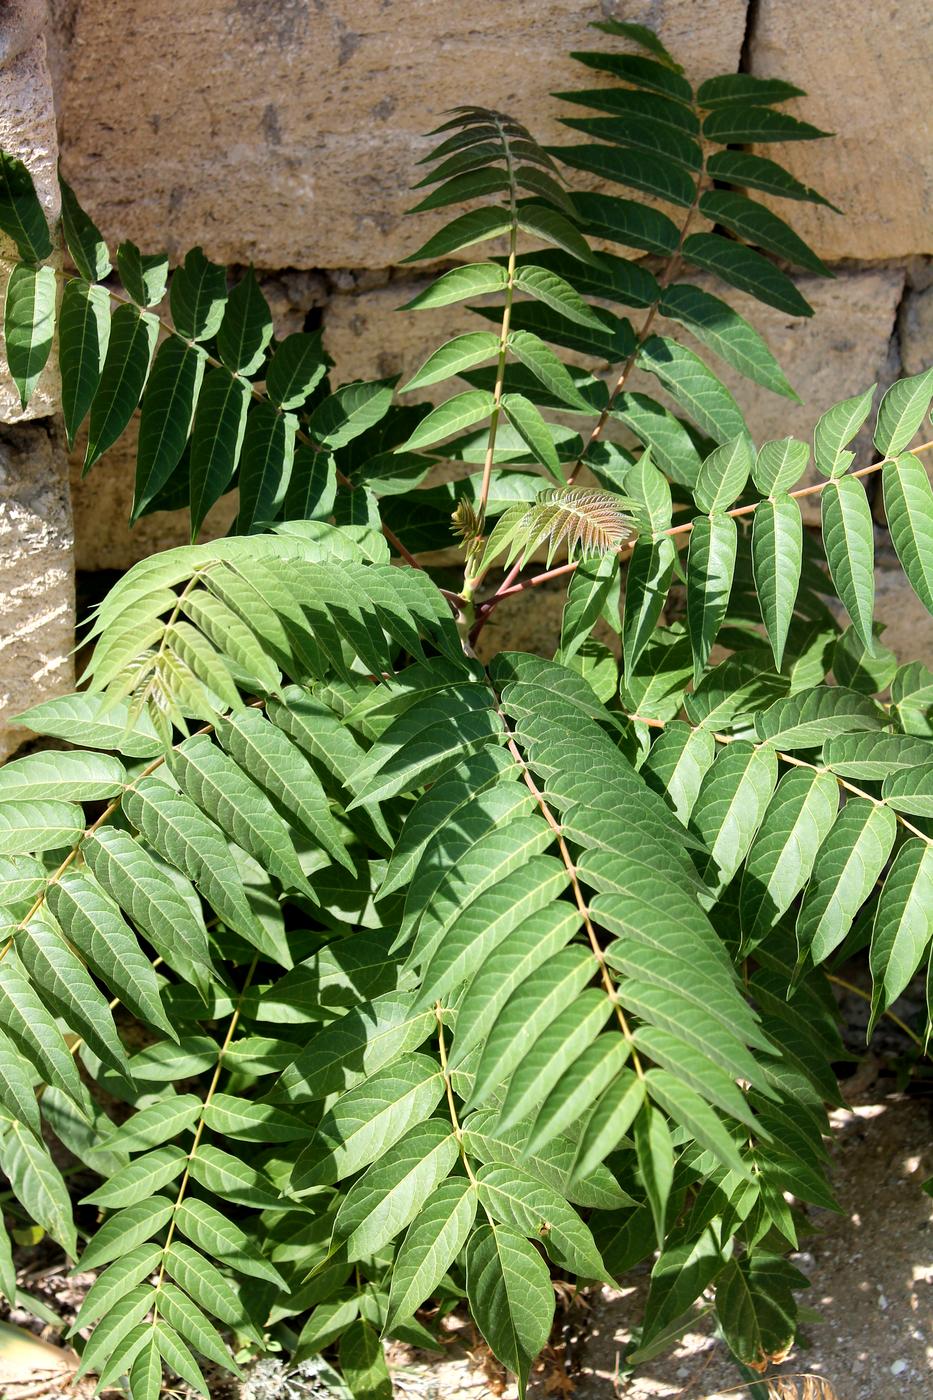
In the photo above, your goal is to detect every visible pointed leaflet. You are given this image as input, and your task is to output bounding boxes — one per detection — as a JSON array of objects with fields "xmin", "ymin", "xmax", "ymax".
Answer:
[
  {"xmin": 687, "ymin": 513, "xmax": 737, "ymax": 684},
  {"xmin": 507, "ymin": 329, "xmax": 595, "ymax": 410},
  {"xmin": 84, "ymin": 303, "xmax": 158, "ymax": 472},
  {"xmin": 59, "ymin": 279, "xmax": 111, "ymax": 446},
  {"xmin": 59, "ymin": 176, "xmax": 111, "ymax": 281},
  {"xmin": 634, "ymin": 1102, "xmax": 675, "ymax": 1248},
  {"xmin": 265, "ymin": 329, "xmax": 329, "ymax": 409},
  {"xmin": 559, "ymin": 555, "xmax": 619, "ymax": 663},
  {"xmin": 401, "ymin": 332, "xmax": 500, "ymax": 392},
  {"xmin": 189, "ymin": 366, "xmax": 250, "ymax": 540},
  {"xmin": 554, "ymin": 142, "xmax": 695, "ymax": 208},
  {"xmin": 512, "ymin": 264, "xmax": 608, "ymax": 329},
  {"xmin": 883, "ymin": 453, "xmax": 933, "ymax": 615},
  {"xmin": 0, "ymin": 749, "xmax": 124, "ymax": 802},
  {"xmin": 274, "ymin": 991, "xmax": 435, "ymax": 1102},
  {"xmin": 796, "ymin": 799, "xmax": 897, "ymax": 966},
  {"xmin": 0, "ymin": 151, "xmax": 53, "ymax": 261},
  {"xmin": 400, "ymin": 390, "xmax": 495, "ymax": 452},
  {"xmin": 752, "ymin": 437, "xmax": 809, "ymax": 495},
  {"xmin": 4, "ymin": 263, "xmax": 56, "ymax": 409},
  {"xmin": 169, "ymin": 246, "xmax": 227, "ymax": 341},
  {"xmin": 386, "ymin": 1177, "xmax": 477, "ymax": 1329},
  {"xmin": 401, "ymin": 262, "xmax": 508, "ymax": 310},
  {"xmin": 874, "ymin": 368, "xmax": 933, "ymax": 456},
  {"xmin": 0, "ymin": 1123, "xmax": 77, "ymax": 1257},
  {"xmin": 869, "ymin": 840, "xmax": 933, "ymax": 1032},
  {"xmin": 690, "ymin": 741, "xmax": 779, "ymax": 896},
  {"xmin": 11, "ymin": 691, "xmax": 163, "ymax": 757},
  {"xmin": 706, "ymin": 149, "xmax": 838, "ymax": 208},
  {"xmin": 235, "ymin": 401, "xmax": 297, "ymax": 533},
  {"xmin": 821, "ymin": 731, "xmax": 932, "ymax": 780},
  {"xmin": 500, "ymin": 392, "xmax": 561, "ymax": 475},
  {"xmin": 339, "ymin": 1320, "xmax": 391, "ymax": 1400},
  {"xmin": 0, "ymin": 1029, "xmax": 42, "ymax": 1136},
  {"xmin": 638, "ymin": 337, "xmax": 748, "ymax": 444},
  {"xmin": 821, "ymin": 476, "xmax": 876, "ymax": 651},
  {"xmin": 465, "ymin": 1222, "xmax": 554, "ymax": 1392},
  {"xmin": 216, "ymin": 266, "xmax": 273, "ymax": 375},
  {"xmin": 755, "ymin": 686, "xmax": 885, "ymax": 748},
  {"xmin": 566, "ymin": 190, "xmax": 681, "ymax": 254},
  {"xmin": 569, "ymin": 48, "xmax": 692, "ymax": 102},
  {"xmin": 408, "ymin": 167, "xmax": 509, "ymax": 212},
  {"xmin": 333, "ymin": 1120, "xmax": 458, "ymax": 1260},
  {"xmin": 813, "ymin": 383, "xmax": 876, "ymax": 477},
  {"xmin": 699, "ymin": 190, "xmax": 828, "ymax": 274},
  {"xmin": 738, "ymin": 768, "xmax": 839, "ymax": 950},
  {"xmin": 475, "ymin": 1164, "xmax": 609, "ymax": 1280},
  {"xmin": 17, "ymin": 916, "xmax": 130, "ymax": 1077},
  {"xmin": 0, "ymin": 798, "xmax": 83, "ymax": 856},
  {"xmin": 644, "ymin": 1068, "xmax": 748, "ymax": 1177},
  {"xmin": 703, "ymin": 106, "xmax": 830, "ymax": 144},
  {"xmin": 401, "ymin": 207, "xmax": 512, "ymax": 262},
  {"xmin": 659, "ymin": 283, "xmax": 797, "ymax": 400},
  {"xmin": 883, "ymin": 763, "xmax": 933, "ymax": 816},
  {"xmin": 694, "ymin": 435, "xmax": 753, "ymax": 514},
  {"xmin": 752, "ymin": 495, "xmax": 803, "ymax": 669},
  {"xmin": 174, "ymin": 1199, "xmax": 286, "ymax": 1288},
  {"xmin": 516, "ymin": 202, "xmax": 595, "ymax": 264},
  {"xmin": 133, "ymin": 336, "xmax": 206, "ymax": 519},
  {"xmin": 310, "ymin": 378, "xmax": 395, "ymax": 450},
  {"xmin": 103, "ymin": 1095, "xmax": 202, "ymax": 1152},
  {"xmin": 496, "ymin": 990, "xmax": 615, "ymax": 1132},
  {"xmin": 116, "ymin": 242, "xmax": 168, "ymax": 306},
  {"xmin": 82, "ymin": 1144, "xmax": 187, "ymax": 1208},
  {"xmin": 683, "ymin": 233, "xmax": 813, "ymax": 318},
  {"xmin": 0, "ymin": 953, "xmax": 91, "ymax": 1115}
]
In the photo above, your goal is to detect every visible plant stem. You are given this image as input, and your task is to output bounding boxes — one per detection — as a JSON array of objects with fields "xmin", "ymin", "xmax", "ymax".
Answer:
[{"xmin": 435, "ymin": 1003, "xmax": 477, "ymax": 1184}]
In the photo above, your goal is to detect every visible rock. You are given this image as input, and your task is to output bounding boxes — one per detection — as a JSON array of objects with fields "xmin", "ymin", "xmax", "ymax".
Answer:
[
  {"xmin": 747, "ymin": 0, "xmax": 933, "ymax": 261},
  {"xmin": 0, "ymin": 423, "xmax": 74, "ymax": 760},
  {"xmin": 873, "ymin": 557, "xmax": 933, "ymax": 671},
  {"xmin": 49, "ymin": 0, "xmax": 747, "ymax": 270},
  {"xmin": 0, "ymin": 11, "xmax": 60, "ymax": 422},
  {"xmin": 899, "ymin": 279, "xmax": 933, "ymax": 377}
]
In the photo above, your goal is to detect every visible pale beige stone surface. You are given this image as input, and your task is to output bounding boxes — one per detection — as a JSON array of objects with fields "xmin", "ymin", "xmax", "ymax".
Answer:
[
  {"xmin": 0, "ymin": 423, "xmax": 74, "ymax": 759},
  {"xmin": 50, "ymin": 0, "xmax": 747, "ymax": 270},
  {"xmin": 748, "ymin": 0, "xmax": 933, "ymax": 262},
  {"xmin": 0, "ymin": 5, "xmax": 60, "ymax": 423}
]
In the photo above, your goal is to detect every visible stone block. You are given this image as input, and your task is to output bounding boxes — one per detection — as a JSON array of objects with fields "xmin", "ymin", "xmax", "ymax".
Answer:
[
  {"xmin": 747, "ymin": 0, "xmax": 933, "ymax": 261},
  {"xmin": 50, "ymin": 0, "xmax": 747, "ymax": 270},
  {"xmin": 0, "ymin": 6, "xmax": 60, "ymax": 422},
  {"xmin": 0, "ymin": 422, "xmax": 74, "ymax": 759}
]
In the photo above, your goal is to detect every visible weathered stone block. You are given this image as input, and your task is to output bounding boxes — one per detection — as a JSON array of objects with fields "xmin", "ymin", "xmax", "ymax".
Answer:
[
  {"xmin": 748, "ymin": 0, "xmax": 933, "ymax": 261},
  {"xmin": 0, "ymin": 423, "xmax": 74, "ymax": 759},
  {"xmin": 50, "ymin": 0, "xmax": 747, "ymax": 270}
]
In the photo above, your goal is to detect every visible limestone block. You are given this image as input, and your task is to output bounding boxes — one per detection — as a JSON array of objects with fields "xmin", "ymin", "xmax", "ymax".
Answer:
[
  {"xmin": 899, "ymin": 281, "xmax": 933, "ymax": 377},
  {"xmin": 0, "ymin": 423, "xmax": 74, "ymax": 759},
  {"xmin": 51, "ymin": 0, "xmax": 747, "ymax": 270},
  {"xmin": 873, "ymin": 557, "xmax": 933, "ymax": 672},
  {"xmin": 0, "ymin": 4, "xmax": 60, "ymax": 422},
  {"xmin": 747, "ymin": 0, "xmax": 933, "ymax": 261}
]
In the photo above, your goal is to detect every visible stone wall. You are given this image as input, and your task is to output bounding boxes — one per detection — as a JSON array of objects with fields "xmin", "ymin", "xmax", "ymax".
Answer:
[{"xmin": 1, "ymin": 0, "xmax": 931, "ymax": 754}]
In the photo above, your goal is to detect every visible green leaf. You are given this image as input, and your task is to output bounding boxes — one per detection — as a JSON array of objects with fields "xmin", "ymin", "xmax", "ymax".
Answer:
[
  {"xmin": 73, "ymin": 1284, "xmax": 154, "ymax": 1380},
  {"xmin": 58, "ymin": 175, "xmax": 111, "ymax": 280},
  {"xmin": 386, "ymin": 1178, "xmax": 477, "ymax": 1329},
  {"xmin": 400, "ymin": 262, "xmax": 508, "ymax": 310},
  {"xmin": 875, "ymin": 368, "xmax": 933, "ymax": 456},
  {"xmin": 699, "ymin": 190, "xmax": 828, "ymax": 274},
  {"xmin": 46, "ymin": 871, "xmax": 173, "ymax": 1038},
  {"xmin": 694, "ymin": 435, "xmax": 753, "ymax": 514},
  {"xmin": 4, "ymin": 262, "xmax": 56, "ymax": 408},
  {"xmin": 116, "ymin": 241, "xmax": 168, "ymax": 307},
  {"xmin": 716, "ymin": 1255, "xmax": 806, "ymax": 1370},
  {"xmin": 333, "ymin": 1120, "xmax": 458, "ymax": 1260},
  {"xmin": 570, "ymin": 190, "xmax": 681, "ymax": 254},
  {"xmin": 71, "ymin": 1244, "xmax": 163, "ymax": 1332},
  {"xmin": 476, "ymin": 1163, "xmax": 609, "ymax": 1280},
  {"xmin": 11, "ymin": 691, "xmax": 162, "ymax": 757},
  {"xmin": 103, "ymin": 1095, "xmax": 201, "ymax": 1153},
  {"xmin": 590, "ymin": 19, "xmax": 680, "ymax": 65},
  {"xmin": 409, "ymin": 167, "xmax": 509, "ymax": 212},
  {"xmin": 645, "ymin": 1068, "xmax": 748, "ymax": 1177},
  {"xmin": 0, "ymin": 1122, "xmax": 76, "ymax": 1256},
  {"xmin": 755, "ymin": 686, "xmax": 886, "ymax": 749},
  {"xmin": 401, "ymin": 207, "xmax": 512, "ymax": 262},
  {"xmin": 399, "ymin": 390, "xmax": 495, "ymax": 452},
  {"xmin": 659, "ymin": 283, "xmax": 797, "ymax": 400},
  {"xmin": 687, "ymin": 513, "xmax": 737, "ymax": 684},
  {"xmin": 401, "ymin": 332, "xmax": 500, "ymax": 393},
  {"xmin": 132, "ymin": 336, "xmax": 206, "ymax": 519},
  {"xmin": 697, "ymin": 73, "xmax": 806, "ymax": 109},
  {"xmin": 129, "ymin": 1339, "xmax": 163, "ymax": 1400},
  {"xmin": 0, "ymin": 151, "xmax": 52, "ymax": 261},
  {"xmin": 638, "ymin": 336, "xmax": 748, "ymax": 444},
  {"xmin": 883, "ymin": 763, "xmax": 933, "ymax": 817},
  {"xmin": 516, "ymin": 202, "xmax": 595, "ymax": 264},
  {"xmin": 265, "ymin": 329, "xmax": 329, "ymax": 409},
  {"xmin": 821, "ymin": 731, "xmax": 932, "ymax": 780},
  {"xmin": 79, "ymin": 1196, "xmax": 175, "ymax": 1272},
  {"xmin": 683, "ymin": 233, "xmax": 813, "ymax": 318},
  {"xmin": 883, "ymin": 453, "xmax": 933, "ymax": 615},
  {"xmin": 821, "ymin": 476, "xmax": 876, "ymax": 651},
  {"xmin": 569, "ymin": 49, "xmax": 692, "ymax": 103},
  {"xmin": 464, "ymin": 1222, "xmax": 555, "ymax": 1392},
  {"xmin": 84, "ymin": 302, "xmax": 158, "ymax": 473},
  {"xmin": 554, "ymin": 142, "xmax": 696, "ymax": 208},
  {"xmin": 216, "ymin": 267, "xmax": 273, "ymax": 375},
  {"xmin": 82, "ymin": 1144, "xmax": 187, "ymax": 1208},
  {"xmin": 797, "ymin": 799, "xmax": 897, "ymax": 966},
  {"xmin": 0, "ymin": 953, "xmax": 91, "ymax": 1114},
  {"xmin": 170, "ymin": 246, "xmax": 227, "ymax": 340},
  {"xmin": 752, "ymin": 495, "xmax": 803, "ymax": 669},
  {"xmin": 275, "ymin": 992, "xmax": 434, "ymax": 1102},
  {"xmin": 512, "ymin": 263, "xmax": 607, "ymax": 330},
  {"xmin": 813, "ymin": 383, "xmax": 876, "ymax": 477},
  {"xmin": 753, "ymin": 437, "xmax": 809, "ymax": 495},
  {"xmin": 235, "ymin": 400, "xmax": 298, "ymax": 533},
  {"xmin": 17, "ymin": 916, "xmax": 129, "ymax": 1077},
  {"xmin": 738, "ymin": 768, "xmax": 839, "ymax": 949},
  {"xmin": 175, "ymin": 1198, "xmax": 286, "ymax": 1289},
  {"xmin": 634, "ymin": 1102, "xmax": 674, "ymax": 1248},
  {"xmin": 292, "ymin": 1055, "xmax": 445, "ymax": 1191},
  {"xmin": 508, "ymin": 329, "xmax": 595, "ymax": 410},
  {"xmin": 500, "ymin": 392, "xmax": 561, "ymax": 474},
  {"xmin": 869, "ymin": 839, "xmax": 933, "ymax": 1034},
  {"xmin": 59, "ymin": 280, "xmax": 111, "ymax": 446},
  {"xmin": 156, "ymin": 1281, "xmax": 239, "ymax": 1375},
  {"xmin": 706, "ymin": 149, "xmax": 839, "ymax": 209},
  {"xmin": 560, "ymin": 555, "xmax": 619, "ymax": 663},
  {"xmin": 690, "ymin": 741, "xmax": 779, "ymax": 896},
  {"xmin": 339, "ymin": 1320, "xmax": 392, "ymax": 1400},
  {"xmin": 188, "ymin": 367, "xmax": 250, "ymax": 540},
  {"xmin": 164, "ymin": 1242, "xmax": 256, "ymax": 1334},
  {"xmin": 0, "ymin": 796, "xmax": 84, "ymax": 856},
  {"xmin": 703, "ymin": 107, "xmax": 830, "ymax": 144},
  {"xmin": 554, "ymin": 85, "xmax": 698, "ymax": 136}
]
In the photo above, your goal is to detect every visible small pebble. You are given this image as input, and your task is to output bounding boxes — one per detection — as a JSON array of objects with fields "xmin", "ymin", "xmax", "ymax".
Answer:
[{"xmin": 890, "ymin": 1359, "xmax": 908, "ymax": 1376}]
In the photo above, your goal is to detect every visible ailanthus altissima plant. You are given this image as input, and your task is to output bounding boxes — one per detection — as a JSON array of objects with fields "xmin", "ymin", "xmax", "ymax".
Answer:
[{"xmin": 1, "ymin": 18, "xmax": 933, "ymax": 1398}]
